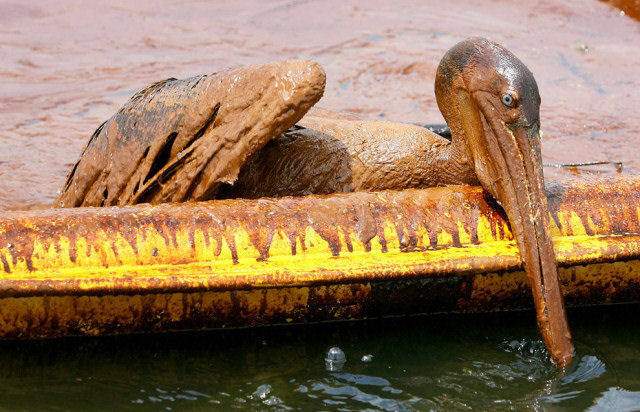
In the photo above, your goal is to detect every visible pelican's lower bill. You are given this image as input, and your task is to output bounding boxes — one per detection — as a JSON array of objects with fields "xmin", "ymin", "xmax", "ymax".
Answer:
[{"xmin": 0, "ymin": 175, "xmax": 639, "ymax": 339}]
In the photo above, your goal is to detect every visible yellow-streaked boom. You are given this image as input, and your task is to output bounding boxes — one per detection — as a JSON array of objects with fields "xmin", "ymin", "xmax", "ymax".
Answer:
[{"xmin": 1, "ymin": 176, "xmax": 639, "ymax": 338}]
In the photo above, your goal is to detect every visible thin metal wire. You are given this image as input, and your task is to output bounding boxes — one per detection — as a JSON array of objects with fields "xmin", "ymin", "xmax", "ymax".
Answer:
[{"xmin": 543, "ymin": 161, "xmax": 623, "ymax": 172}]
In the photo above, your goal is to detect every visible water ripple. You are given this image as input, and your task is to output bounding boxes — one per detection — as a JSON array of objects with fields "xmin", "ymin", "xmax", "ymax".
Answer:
[{"xmin": 589, "ymin": 387, "xmax": 640, "ymax": 412}]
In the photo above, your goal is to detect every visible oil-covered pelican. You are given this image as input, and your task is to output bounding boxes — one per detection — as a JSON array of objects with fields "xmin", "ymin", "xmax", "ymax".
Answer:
[
  {"xmin": 434, "ymin": 38, "xmax": 574, "ymax": 367},
  {"xmin": 56, "ymin": 38, "xmax": 573, "ymax": 367}
]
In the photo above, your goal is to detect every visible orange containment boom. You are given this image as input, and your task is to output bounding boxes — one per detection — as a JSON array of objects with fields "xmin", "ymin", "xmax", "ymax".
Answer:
[{"xmin": 1, "ymin": 175, "xmax": 640, "ymax": 338}]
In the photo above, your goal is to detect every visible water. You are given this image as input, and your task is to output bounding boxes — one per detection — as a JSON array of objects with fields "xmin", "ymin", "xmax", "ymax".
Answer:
[{"xmin": 1, "ymin": 304, "xmax": 639, "ymax": 410}]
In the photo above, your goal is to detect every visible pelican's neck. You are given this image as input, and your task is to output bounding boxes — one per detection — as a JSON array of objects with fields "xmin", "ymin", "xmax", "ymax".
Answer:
[{"xmin": 431, "ymin": 87, "xmax": 481, "ymax": 186}]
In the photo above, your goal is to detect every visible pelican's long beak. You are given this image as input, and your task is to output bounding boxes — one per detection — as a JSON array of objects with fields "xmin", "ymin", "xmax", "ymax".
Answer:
[{"xmin": 458, "ymin": 89, "xmax": 574, "ymax": 368}]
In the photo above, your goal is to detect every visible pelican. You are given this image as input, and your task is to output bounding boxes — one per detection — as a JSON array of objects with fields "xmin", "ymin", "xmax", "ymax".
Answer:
[{"xmin": 56, "ymin": 37, "xmax": 573, "ymax": 367}]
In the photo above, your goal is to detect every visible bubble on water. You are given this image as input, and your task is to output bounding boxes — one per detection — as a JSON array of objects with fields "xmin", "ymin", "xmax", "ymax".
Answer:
[
  {"xmin": 326, "ymin": 347, "xmax": 346, "ymax": 362},
  {"xmin": 361, "ymin": 354, "xmax": 373, "ymax": 362},
  {"xmin": 325, "ymin": 347, "xmax": 346, "ymax": 371}
]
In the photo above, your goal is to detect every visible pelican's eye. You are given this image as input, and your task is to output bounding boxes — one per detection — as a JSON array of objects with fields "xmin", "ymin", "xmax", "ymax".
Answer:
[{"xmin": 501, "ymin": 93, "xmax": 514, "ymax": 107}]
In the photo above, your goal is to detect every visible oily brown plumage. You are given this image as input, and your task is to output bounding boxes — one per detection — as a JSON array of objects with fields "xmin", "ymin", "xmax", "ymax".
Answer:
[{"xmin": 55, "ymin": 60, "xmax": 326, "ymax": 207}]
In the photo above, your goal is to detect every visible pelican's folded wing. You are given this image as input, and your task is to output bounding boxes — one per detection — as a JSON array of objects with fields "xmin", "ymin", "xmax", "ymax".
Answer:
[{"xmin": 55, "ymin": 60, "xmax": 325, "ymax": 207}]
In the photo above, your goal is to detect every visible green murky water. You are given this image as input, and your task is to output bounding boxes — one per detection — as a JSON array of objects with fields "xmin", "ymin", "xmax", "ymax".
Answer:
[{"xmin": 1, "ymin": 304, "xmax": 639, "ymax": 411}]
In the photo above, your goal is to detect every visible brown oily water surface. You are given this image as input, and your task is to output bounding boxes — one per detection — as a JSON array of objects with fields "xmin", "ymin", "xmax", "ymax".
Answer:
[{"xmin": 1, "ymin": 0, "xmax": 640, "ymax": 211}]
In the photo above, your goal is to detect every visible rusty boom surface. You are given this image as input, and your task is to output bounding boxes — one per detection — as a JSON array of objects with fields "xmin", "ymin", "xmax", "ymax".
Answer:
[{"xmin": 1, "ymin": 175, "xmax": 639, "ymax": 339}]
